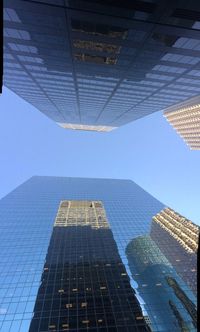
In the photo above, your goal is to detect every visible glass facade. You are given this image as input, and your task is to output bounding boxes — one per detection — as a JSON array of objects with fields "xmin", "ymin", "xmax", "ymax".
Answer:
[
  {"xmin": 126, "ymin": 236, "xmax": 197, "ymax": 332},
  {"xmin": 151, "ymin": 207, "xmax": 198, "ymax": 296},
  {"xmin": 0, "ymin": 176, "xmax": 198, "ymax": 331},
  {"xmin": 3, "ymin": 0, "xmax": 200, "ymax": 129},
  {"xmin": 29, "ymin": 200, "xmax": 150, "ymax": 331}
]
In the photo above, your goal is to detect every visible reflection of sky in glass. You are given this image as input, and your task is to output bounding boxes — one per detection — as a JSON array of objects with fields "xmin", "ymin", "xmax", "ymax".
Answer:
[
  {"xmin": 0, "ymin": 176, "xmax": 164, "ymax": 331},
  {"xmin": 4, "ymin": 2, "xmax": 200, "ymax": 128},
  {"xmin": 126, "ymin": 235, "xmax": 197, "ymax": 331},
  {"xmin": 0, "ymin": 177, "xmax": 197, "ymax": 331}
]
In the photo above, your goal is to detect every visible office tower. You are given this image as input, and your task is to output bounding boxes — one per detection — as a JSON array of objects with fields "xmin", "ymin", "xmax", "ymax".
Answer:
[
  {"xmin": 151, "ymin": 207, "xmax": 198, "ymax": 296},
  {"xmin": 29, "ymin": 200, "xmax": 149, "ymax": 331},
  {"xmin": 164, "ymin": 96, "xmax": 200, "ymax": 150},
  {"xmin": 0, "ymin": 176, "xmax": 198, "ymax": 331},
  {"xmin": 126, "ymin": 235, "xmax": 197, "ymax": 332},
  {"xmin": 3, "ymin": 1, "xmax": 200, "ymax": 131}
]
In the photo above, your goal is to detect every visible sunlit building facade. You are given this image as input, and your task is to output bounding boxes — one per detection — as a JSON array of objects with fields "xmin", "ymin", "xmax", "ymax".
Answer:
[
  {"xmin": 3, "ymin": 0, "xmax": 200, "ymax": 130},
  {"xmin": 151, "ymin": 207, "xmax": 198, "ymax": 295},
  {"xmin": 0, "ymin": 176, "xmax": 198, "ymax": 331},
  {"xmin": 164, "ymin": 96, "xmax": 200, "ymax": 150}
]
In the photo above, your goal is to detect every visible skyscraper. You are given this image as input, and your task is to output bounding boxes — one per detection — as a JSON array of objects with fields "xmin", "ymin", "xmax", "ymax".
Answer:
[
  {"xmin": 151, "ymin": 207, "xmax": 198, "ymax": 296},
  {"xmin": 29, "ymin": 200, "xmax": 150, "ymax": 331},
  {"xmin": 0, "ymin": 176, "xmax": 198, "ymax": 331},
  {"xmin": 164, "ymin": 96, "xmax": 200, "ymax": 150},
  {"xmin": 126, "ymin": 236, "xmax": 197, "ymax": 332},
  {"xmin": 3, "ymin": 1, "xmax": 200, "ymax": 131}
]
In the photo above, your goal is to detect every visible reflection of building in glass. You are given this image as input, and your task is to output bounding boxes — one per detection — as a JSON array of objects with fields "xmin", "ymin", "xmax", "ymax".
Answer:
[
  {"xmin": 166, "ymin": 276, "xmax": 197, "ymax": 327},
  {"xmin": 164, "ymin": 96, "xmax": 200, "ymax": 150},
  {"xmin": 143, "ymin": 316, "xmax": 153, "ymax": 332},
  {"xmin": 151, "ymin": 207, "xmax": 199, "ymax": 295},
  {"xmin": 168, "ymin": 301, "xmax": 190, "ymax": 332},
  {"xmin": 29, "ymin": 200, "xmax": 149, "ymax": 331},
  {"xmin": 3, "ymin": 1, "xmax": 200, "ymax": 130},
  {"xmin": 0, "ymin": 176, "xmax": 198, "ymax": 331},
  {"xmin": 126, "ymin": 235, "xmax": 197, "ymax": 332}
]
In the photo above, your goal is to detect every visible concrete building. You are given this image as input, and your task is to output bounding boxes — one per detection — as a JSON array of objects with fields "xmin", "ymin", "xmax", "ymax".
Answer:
[
  {"xmin": 151, "ymin": 207, "xmax": 199, "ymax": 296},
  {"xmin": 164, "ymin": 96, "xmax": 200, "ymax": 150}
]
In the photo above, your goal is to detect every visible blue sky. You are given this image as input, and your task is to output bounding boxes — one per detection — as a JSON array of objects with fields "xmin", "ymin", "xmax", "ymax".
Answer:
[{"xmin": 0, "ymin": 86, "xmax": 200, "ymax": 225}]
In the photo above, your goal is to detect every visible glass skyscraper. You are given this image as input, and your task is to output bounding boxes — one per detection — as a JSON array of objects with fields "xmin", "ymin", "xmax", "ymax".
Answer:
[
  {"xmin": 0, "ymin": 176, "xmax": 198, "ymax": 331},
  {"xmin": 29, "ymin": 200, "xmax": 150, "ymax": 331},
  {"xmin": 3, "ymin": 0, "xmax": 200, "ymax": 131}
]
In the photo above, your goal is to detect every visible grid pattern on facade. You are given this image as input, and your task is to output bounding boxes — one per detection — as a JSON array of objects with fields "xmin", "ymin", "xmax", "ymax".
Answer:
[
  {"xmin": 29, "ymin": 200, "xmax": 149, "ymax": 331},
  {"xmin": 152, "ymin": 207, "xmax": 199, "ymax": 253},
  {"xmin": 150, "ymin": 207, "xmax": 199, "ymax": 297},
  {"xmin": 0, "ymin": 176, "xmax": 197, "ymax": 332},
  {"xmin": 54, "ymin": 200, "xmax": 109, "ymax": 228},
  {"xmin": 164, "ymin": 99, "xmax": 200, "ymax": 150},
  {"xmin": 126, "ymin": 235, "xmax": 197, "ymax": 331},
  {"xmin": 3, "ymin": 0, "xmax": 200, "ymax": 129}
]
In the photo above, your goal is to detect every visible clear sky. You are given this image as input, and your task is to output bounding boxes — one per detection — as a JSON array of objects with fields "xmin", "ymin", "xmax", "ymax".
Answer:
[{"xmin": 0, "ymin": 86, "xmax": 200, "ymax": 225}]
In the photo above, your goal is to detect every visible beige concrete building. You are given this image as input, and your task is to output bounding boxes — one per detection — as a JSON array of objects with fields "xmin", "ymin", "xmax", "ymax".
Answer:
[
  {"xmin": 164, "ymin": 96, "xmax": 200, "ymax": 150},
  {"xmin": 151, "ymin": 207, "xmax": 199, "ymax": 295}
]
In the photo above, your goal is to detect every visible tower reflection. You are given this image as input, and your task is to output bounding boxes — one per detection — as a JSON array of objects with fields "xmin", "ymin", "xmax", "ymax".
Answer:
[
  {"xmin": 126, "ymin": 235, "xmax": 197, "ymax": 332},
  {"xmin": 29, "ymin": 201, "xmax": 150, "ymax": 331}
]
